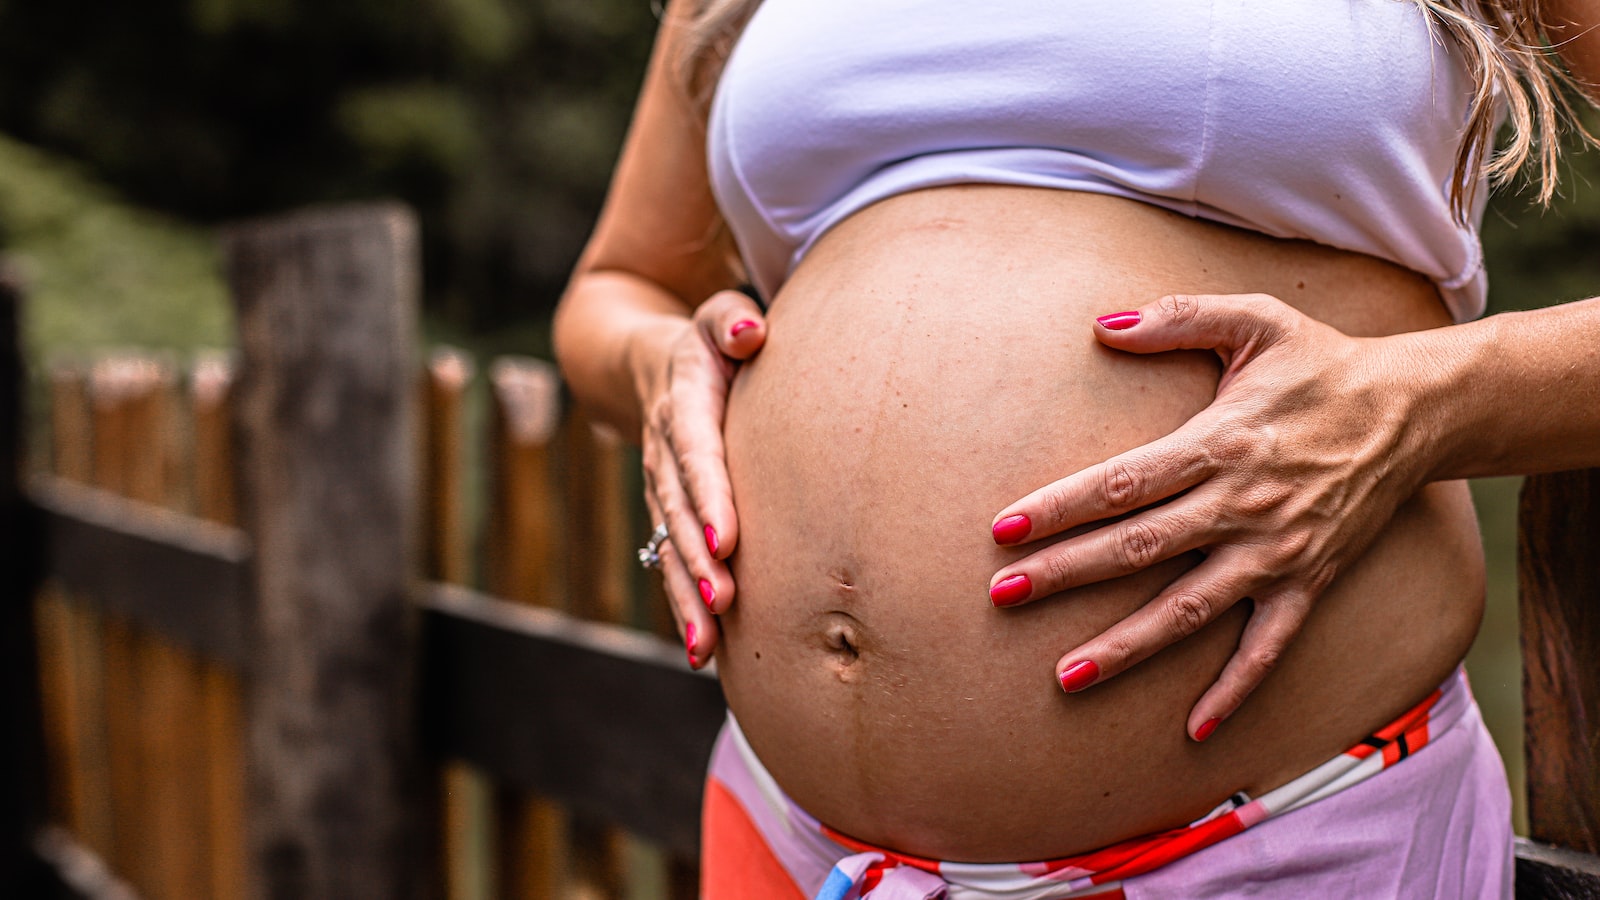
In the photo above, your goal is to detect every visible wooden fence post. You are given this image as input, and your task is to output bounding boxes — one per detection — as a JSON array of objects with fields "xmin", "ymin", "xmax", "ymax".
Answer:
[
  {"xmin": 1, "ymin": 260, "xmax": 49, "ymax": 889},
  {"xmin": 227, "ymin": 204, "xmax": 430, "ymax": 900},
  {"xmin": 1519, "ymin": 469, "xmax": 1600, "ymax": 854}
]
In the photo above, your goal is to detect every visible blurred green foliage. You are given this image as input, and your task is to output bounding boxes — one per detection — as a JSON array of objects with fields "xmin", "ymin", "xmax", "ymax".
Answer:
[
  {"xmin": 0, "ymin": 0, "xmax": 656, "ymax": 334},
  {"xmin": 0, "ymin": 134, "xmax": 228, "ymax": 356},
  {"xmin": 1482, "ymin": 109, "xmax": 1600, "ymax": 313}
]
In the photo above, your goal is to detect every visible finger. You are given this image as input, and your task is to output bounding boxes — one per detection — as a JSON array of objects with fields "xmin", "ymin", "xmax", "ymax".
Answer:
[
  {"xmin": 1092, "ymin": 293, "xmax": 1299, "ymax": 363},
  {"xmin": 644, "ymin": 490, "xmax": 719, "ymax": 668},
  {"xmin": 992, "ymin": 432, "xmax": 1212, "ymax": 546},
  {"xmin": 990, "ymin": 502, "xmax": 1214, "ymax": 607},
  {"xmin": 665, "ymin": 360, "xmax": 741, "ymax": 563},
  {"xmin": 1186, "ymin": 590, "xmax": 1311, "ymax": 741},
  {"xmin": 644, "ymin": 432, "xmax": 734, "ymax": 615},
  {"xmin": 1053, "ymin": 550, "xmax": 1265, "ymax": 693},
  {"xmin": 695, "ymin": 288, "xmax": 767, "ymax": 361},
  {"xmin": 660, "ymin": 541, "xmax": 720, "ymax": 668}
]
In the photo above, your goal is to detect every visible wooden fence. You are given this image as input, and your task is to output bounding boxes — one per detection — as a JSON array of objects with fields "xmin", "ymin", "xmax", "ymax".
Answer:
[{"xmin": 1, "ymin": 202, "xmax": 1598, "ymax": 898}]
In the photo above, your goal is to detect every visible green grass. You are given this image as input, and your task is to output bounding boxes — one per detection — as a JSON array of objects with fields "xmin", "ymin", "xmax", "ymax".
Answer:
[{"xmin": 0, "ymin": 132, "xmax": 230, "ymax": 361}]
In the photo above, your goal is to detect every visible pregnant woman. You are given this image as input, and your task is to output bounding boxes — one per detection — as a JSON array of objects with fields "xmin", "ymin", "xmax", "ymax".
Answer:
[{"xmin": 555, "ymin": 1, "xmax": 1600, "ymax": 897}]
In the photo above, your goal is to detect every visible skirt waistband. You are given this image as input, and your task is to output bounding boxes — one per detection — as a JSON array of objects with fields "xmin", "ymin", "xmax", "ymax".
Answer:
[{"xmin": 708, "ymin": 668, "xmax": 1475, "ymax": 900}]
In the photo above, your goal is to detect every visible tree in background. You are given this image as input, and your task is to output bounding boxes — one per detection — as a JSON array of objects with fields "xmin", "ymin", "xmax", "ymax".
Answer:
[{"xmin": 0, "ymin": 0, "xmax": 654, "ymax": 336}]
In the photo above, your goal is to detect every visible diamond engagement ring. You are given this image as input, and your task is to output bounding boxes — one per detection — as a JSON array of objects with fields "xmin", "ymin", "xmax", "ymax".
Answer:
[{"xmin": 638, "ymin": 523, "xmax": 671, "ymax": 570}]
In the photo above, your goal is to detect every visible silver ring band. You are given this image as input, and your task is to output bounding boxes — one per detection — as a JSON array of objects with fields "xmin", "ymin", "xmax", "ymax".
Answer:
[{"xmin": 638, "ymin": 523, "xmax": 670, "ymax": 570}]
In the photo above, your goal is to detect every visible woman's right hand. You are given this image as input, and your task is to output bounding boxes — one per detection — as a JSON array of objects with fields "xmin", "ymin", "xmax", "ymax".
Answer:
[{"xmin": 638, "ymin": 289, "xmax": 766, "ymax": 667}]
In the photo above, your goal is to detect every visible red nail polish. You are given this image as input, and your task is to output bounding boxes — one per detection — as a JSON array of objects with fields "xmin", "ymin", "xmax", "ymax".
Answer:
[
  {"xmin": 731, "ymin": 319, "xmax": 758, "ymax": 338},
  {"xmin": 1096, "ymin": 311, "xmax": 1141, "ymax": 330},
  {"xmin": 992, "ymin": 514, "xmax": 1032, "ymax": 545},
  {"xmin": 704, "ymin": 524, "xmax": 720, "ymax": 556},
  {"xmin": 1059, "ymin": 659, "xmax": 1100, "ymax": 693},
  {"xmin": 989, "ymin": 574, "xmax": 1032, "ymax": 607},
  {"xmin": 699, "ymin": 578, "xmax": 716, "ymax": 610},
  {"xmin": 686, "ymin": 622, "xmax": 701, "ymax": 668},
  {"xmin": 1194, "ymin": 718, "xmax": 1221, "ymax": 742}
]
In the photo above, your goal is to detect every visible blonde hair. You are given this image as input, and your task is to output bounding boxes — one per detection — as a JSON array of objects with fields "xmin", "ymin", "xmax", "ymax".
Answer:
[
  {"xmin": 1413, "ymin": 0, "xmax": 1595, "ymax": 216},
  {"xmin": 673, "ymin": 0, "xmax": 1597, "ymax": 219}
]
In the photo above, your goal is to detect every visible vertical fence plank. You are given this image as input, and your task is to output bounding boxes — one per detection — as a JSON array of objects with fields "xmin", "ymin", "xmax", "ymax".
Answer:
[
  {"xmin": 1, "ymin": 260, "xmax": 49, "ymax": 889},
  {"xmin": 41, "ymin": 364, "xmax": 115, "ymax": 862},
  {"xmin": 88, "ymin": 354, "xmax": 215, "ymax": 899},
  {"xmin": 1519, "ymin": 469, "xmax": 1600, "ymax": 854},
  {"xmin": 485, "ymin": 358, "xmax": 560, "ymax": 605},
  {"xmin": 192, "ymin": 353, "xmax": 250, "ymax": 900},
  {"xmin": 423, "ymin": 348, "xmax": 493, "ymax": 900},
  {"xmin": 128, "ymin": 360, "xmax": 214, "ymax": 900},
  {"xmin": 193, "ymin": 353, "xmax": 240, "ymax": 526},
  {"xmin": 562, "ymin": 411, "xmax": 630, "ymax": 625},
  {"xmin": 228, "ymin": 203, "xmax": 430, "ymax": 900},
  {"xmin": 560, "ymin": 414, "xmax": 631, "ymax": 900},
  {"xmin": 425, "ymin": 348, "xmax": 474, "ymax": 588},
  {"xmin": 90, "ymin": 358, "xmax": 155, "ymax": 895},
  {"xmin": 483, "ymin": 358, "xmax": 568, "ymax": 899},
  {"xmin": 50, "ymin": 364, "xmax": 93, "ymax": 484}
]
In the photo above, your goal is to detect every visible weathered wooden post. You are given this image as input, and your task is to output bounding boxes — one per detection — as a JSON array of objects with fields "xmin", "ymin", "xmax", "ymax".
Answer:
[
  {"xmin": 226, "ymin": 204, "xmax": 430, "ymax": 900},
  {"xmin": 1520, "ymin": 470, "xmax": 1600, "ymax": 853},
  {"xmin": 0, "ymin": 261, "xmax": 49, "ymax": 889}
]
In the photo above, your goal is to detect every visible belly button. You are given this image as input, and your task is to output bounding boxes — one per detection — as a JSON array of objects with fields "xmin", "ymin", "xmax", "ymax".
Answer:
[
  {"xmin": 827, "ymin": 626, "xmax": 860, "ymax": 659},
  {"xmin": 819, "ymin": 611, "xmax": 864, "ymax": 679}
]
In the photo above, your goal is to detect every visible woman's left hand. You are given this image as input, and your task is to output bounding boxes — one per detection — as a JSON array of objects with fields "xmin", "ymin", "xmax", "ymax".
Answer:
[{"xmin": 988, "ymin": 293, "xmax": 1448, "ymax": 740}]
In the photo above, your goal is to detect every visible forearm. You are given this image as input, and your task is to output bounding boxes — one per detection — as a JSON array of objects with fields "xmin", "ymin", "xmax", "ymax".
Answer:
[
  {"xmin": 552, "ymin": 268, "xmax": 693, "ymax": 442},
  {"xmin": 1412, "ymin": 295, "xmax": 1600, "ymax": 480}
]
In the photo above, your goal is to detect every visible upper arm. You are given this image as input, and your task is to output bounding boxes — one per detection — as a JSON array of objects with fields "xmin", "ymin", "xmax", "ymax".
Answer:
[
  {"xmin": 574, "ymin": 0, "xmax": 742, "ymax": 309},
  {"xmin": 1545, "ymin": 0, "xmax": 1600, "ymax": 95}
]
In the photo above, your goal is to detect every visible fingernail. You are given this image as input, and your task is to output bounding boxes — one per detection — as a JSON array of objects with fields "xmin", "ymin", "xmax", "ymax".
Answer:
[
  {"xmin": 992, "ymin": 514, "xmax": 1032, "ymax": 545},
  {"xmin": 1194, "ymin": 717, "xmax": 1221, "ymax": 742},
  {"xmin": 1058, "ymin": 659, "xmax": 1100, "ymax": 693},
  {"xmin": 681, "ymin": 621, "xmax": 700, "ymax": 669},
  {"xmin": 699, "ymin": 578, "xmax": 716, "ymax": 610},
  {"xmin": 1096, "ymin": 311, "xmax": 1141, "ymax": 330},
  {"xmin": 704, "ymin": 524, "xmax": 720, "ymax": 556},
  {"xmin": 730, "ymin": 319, "xmax": 758, "ymax": 338},
  {"xmin": 989, "ymin": 573, "xmax": 1032, "ymax": 607}
]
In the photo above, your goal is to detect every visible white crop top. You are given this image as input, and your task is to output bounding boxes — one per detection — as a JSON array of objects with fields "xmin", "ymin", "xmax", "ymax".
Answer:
[{"xmin": 707, "ymin": 0, "xmax": 1491, "ymax": 321}]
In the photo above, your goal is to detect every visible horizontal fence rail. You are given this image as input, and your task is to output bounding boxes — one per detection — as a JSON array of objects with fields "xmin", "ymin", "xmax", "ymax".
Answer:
[
  {"xmin": 421, "ymin": 584, "xmax": 723, "ymax": 859},
  {"xmin": 25, "ymin": 474, "xmax": 725, "ymax": 862},
  {"xmin": 33, "ymin": 476, "xmax": 250, "ymax": 668}
]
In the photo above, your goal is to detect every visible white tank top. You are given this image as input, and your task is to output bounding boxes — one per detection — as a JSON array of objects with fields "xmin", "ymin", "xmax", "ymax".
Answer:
[{"xmin": 707, "ymin": 0, "xmax": 1490, "ymax": 321}]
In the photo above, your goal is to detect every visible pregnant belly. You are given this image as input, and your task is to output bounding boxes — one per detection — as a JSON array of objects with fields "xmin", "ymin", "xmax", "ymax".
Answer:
[{"xmin": 716, "ymin": 186, "xmax": 1485, "ymax": 862}]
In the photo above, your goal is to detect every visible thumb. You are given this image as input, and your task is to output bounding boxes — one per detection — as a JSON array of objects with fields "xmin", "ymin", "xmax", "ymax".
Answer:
[
  {"xmin": 1092, "ymin": 293, "xmax": 1296, "ymax": 359},
  {"xmin": 695, "ymin": 288, "xmax": 767, "ymax": 361}
]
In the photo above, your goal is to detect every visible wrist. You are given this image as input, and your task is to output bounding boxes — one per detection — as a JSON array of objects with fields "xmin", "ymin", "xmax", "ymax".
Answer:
[
  {"xmin": 1382, "ymin": 320, "xmax": 1489, "ymax": 485},
  {"xmin": 622, "ymin": 312, "xmax": 693, "ymax": 413}
]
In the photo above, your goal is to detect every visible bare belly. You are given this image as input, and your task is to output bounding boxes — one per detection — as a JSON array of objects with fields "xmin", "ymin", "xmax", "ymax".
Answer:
[{"xmin": 716, "ymin": 186, "xmax": 1484, "ymax": 862}]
